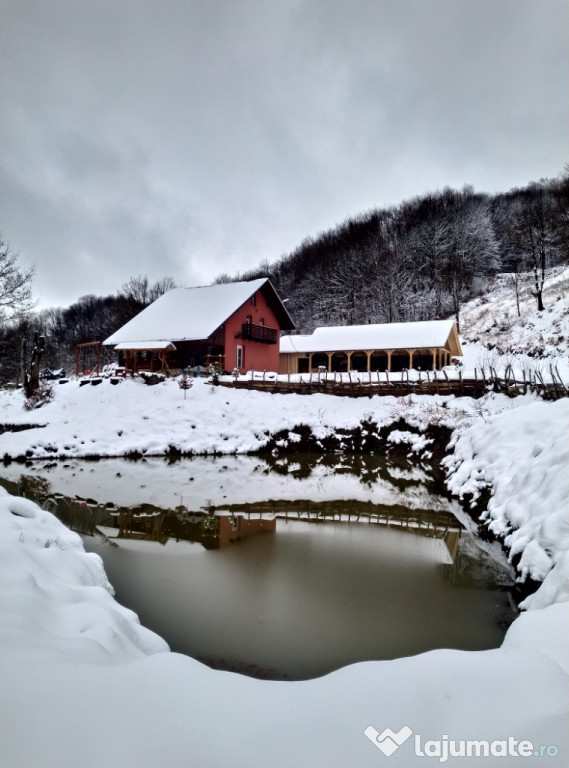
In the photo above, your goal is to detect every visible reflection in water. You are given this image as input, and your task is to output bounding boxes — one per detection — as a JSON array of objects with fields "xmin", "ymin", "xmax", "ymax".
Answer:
[
  {"xmin": 0, "ymin": 455, "xmax": 516, "ymax": 680},
  {"xmin": 82, "ymin": 520, "xmax": 513, "ymax": 680},
  {"xmin": 0, "ymin": 452, "xmax": 452, "ymax": 516}
]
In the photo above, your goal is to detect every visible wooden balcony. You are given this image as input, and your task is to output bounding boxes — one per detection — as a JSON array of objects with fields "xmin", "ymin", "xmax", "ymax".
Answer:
[{"xmin": 241, "ymin": 323, "xmax": 278, "ymax": 344}]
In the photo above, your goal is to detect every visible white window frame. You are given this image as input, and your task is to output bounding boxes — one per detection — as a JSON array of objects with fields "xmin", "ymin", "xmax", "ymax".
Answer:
[{"xmin": 236, "ymin": 345, "xmax": 244, "ymax": 369}]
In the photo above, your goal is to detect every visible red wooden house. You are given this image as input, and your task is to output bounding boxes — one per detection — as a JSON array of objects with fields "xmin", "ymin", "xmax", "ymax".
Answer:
[{"xmin": 103, "ymin": 278, "xmax": 295, "ymax": 374}]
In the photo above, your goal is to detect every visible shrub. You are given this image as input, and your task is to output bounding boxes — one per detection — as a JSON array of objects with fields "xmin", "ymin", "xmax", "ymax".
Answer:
[
  {"xmin": 140, "ymin": 372, "xmax": 165, "ymax": 386},
  {"xmin": 208, "ymin": 363, "xmax": 222, "ymax": 385},
  {"xmin": 23, "ymin": 382, "xmax": 55, "ymax": 411}
]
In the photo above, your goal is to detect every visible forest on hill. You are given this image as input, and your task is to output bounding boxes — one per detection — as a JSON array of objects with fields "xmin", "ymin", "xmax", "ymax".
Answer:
[
  {"xmin": 1, "ymin": 171, "xmax": 567, "ymax": 384},
  {"xmin": 220, "ymin": 172, "xmax": 568, "ymax": 333}
]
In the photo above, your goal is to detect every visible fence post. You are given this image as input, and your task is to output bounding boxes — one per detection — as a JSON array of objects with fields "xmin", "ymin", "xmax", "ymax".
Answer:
[
  {"xmin": 443, "ymin": 368, "xmax": 452, "ymax": 394},
  {"xmin": 549, "ymin": 364, "xmax": 561, "ymax": 400},
  {"xmin": 554, "ymin": 364, "xmax": 568, "ymax": 395}
]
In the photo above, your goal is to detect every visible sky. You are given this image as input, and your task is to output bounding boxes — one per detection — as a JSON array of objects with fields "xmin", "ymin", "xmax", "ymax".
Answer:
[{"xmin": 1, "ymin": 0, "xmax": 568, "ymax": 310}]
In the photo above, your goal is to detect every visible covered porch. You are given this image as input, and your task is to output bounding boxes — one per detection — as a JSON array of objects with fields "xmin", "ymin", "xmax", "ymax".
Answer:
[
  {"xmin": 291, "ymin": 346, "xmax": 454, "ymax": 374},
  {"xmin": 114, "ymin": 341, "xmax": 177, "ymax": 375},
  {"xmin": 279, "ymin": 320, "xmax": 462, "ymax": 376}
]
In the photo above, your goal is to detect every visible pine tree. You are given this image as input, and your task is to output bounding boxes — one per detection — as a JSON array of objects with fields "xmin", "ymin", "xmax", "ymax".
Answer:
[{"xmin": 178, "ymin": 371, "xmax": 193, "ymax": 399}]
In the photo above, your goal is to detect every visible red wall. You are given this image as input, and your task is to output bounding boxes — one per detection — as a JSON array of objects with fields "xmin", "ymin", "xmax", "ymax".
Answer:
[
  {"xmin": 223, "ymin": 289, "xmax": 281, "ymax": 373},
  {"xmin": 218, "ymin": 516, "xmax": 276, "ymax": 547}
]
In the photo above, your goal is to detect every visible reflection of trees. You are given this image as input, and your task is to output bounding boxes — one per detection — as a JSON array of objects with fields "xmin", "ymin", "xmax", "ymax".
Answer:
[
  {"xmin": 18, "ymin": 474, "xmax": 52, "ymax": 502},
  {"xmin": 256, "ymin": 451, "xmax": 430, "ymax": 493}
]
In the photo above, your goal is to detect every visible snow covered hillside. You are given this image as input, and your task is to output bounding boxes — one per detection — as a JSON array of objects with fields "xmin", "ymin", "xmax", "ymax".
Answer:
[
  {"xmin": 459, "ymin": 265, "xmax": 569, "ymax": 374},
  {"xmin": 0, "ymin": 266, "xmax": 567, "ymax": 767}
]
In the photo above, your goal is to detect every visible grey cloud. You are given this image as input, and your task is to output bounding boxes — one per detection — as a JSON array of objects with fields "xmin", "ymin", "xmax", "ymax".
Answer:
[{"xmin": 1, "ymin": 0, "xmax": 567, "ymax": 308}]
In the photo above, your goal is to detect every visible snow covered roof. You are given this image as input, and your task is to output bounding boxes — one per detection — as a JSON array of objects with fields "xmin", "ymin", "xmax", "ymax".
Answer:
[
  {"xmin": 103, "ymin": 278, "xmax": 293, "ymax": 346},
  {"xmin": 114, "ymin": 341, "xmax": 177, "ymax": 351},
  {"xmin": 280, "ymin": 320, "xmax": 459, "ymax": 354}
]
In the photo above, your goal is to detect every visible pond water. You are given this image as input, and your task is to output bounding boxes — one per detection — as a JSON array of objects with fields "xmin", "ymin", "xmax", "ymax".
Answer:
[{"xmin": 0, "ymin": 453, "xmax": 516, "ymax": 680}]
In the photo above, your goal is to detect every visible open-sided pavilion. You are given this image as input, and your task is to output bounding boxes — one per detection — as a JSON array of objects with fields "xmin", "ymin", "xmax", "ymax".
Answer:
[{"xmin": 279, "ymin": 320, "xmax": 462, "ymax": 374}]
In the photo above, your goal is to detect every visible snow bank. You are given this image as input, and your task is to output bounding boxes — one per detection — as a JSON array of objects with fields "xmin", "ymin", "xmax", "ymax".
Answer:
[
  {"xmin": 444, "ymin": 399, "xmax": 569, "ymax": 609},
  {"xmin": 0, "ymin": 377, "xmax": 396, "ymax": 459},
  {"xmin": 0, "ymin": 487, "xmax": 168, "ymax": 661},
  {"xmin": 1, "ymin": 489, "xmax": 567, "ymax": 768},
  {"xmin": 0, "ymin": 376, "xmax": 522, "ymax": 461}
]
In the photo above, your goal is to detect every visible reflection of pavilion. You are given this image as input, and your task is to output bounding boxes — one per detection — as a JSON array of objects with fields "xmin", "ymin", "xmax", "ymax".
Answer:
[
  {"xmin": 36, "ymin": 490, "xmax": 459, "ymax": 561},
  {"xmin": 225, "ymin": 502, "xmax": 463, "ymax": 562},
  {"xmin": 278, "ymin": 508, "xmax": 461, "ymax": 561}
]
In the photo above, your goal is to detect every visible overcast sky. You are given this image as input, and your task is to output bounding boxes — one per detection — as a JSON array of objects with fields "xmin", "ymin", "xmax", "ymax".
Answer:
[{"xmin": 1, "ymin": 0, "xmax": 567, "ymax": 310}]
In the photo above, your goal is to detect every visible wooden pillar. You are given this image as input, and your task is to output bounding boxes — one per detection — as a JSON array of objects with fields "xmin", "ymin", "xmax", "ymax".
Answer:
[
  {"xmin": 431, "ymin": 348, "xmax": 437, "ymax": 370},
  {"xmin": 387, "ymin": 350, "xmax": 393, "ymax": 372},
  {"xmin": 327, "ymin": 352, "xmax": 332, "ymax": 373},
  {"xmin": 366, "ymin": 351, "xmax": 372, "ymax": 373},
  {"xmin": 408, "ymin": 349, "xmax": 414, "ymax": 370},
  {"xmin": 346, "ymin": 351, "xmax": 352, "ymax": 371}
]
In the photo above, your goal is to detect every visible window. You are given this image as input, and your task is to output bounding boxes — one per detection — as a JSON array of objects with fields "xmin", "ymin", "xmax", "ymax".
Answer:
[
  {"xmin": 259, "ymin": 317, "xmax": 264, "ymax": 326},
  {"xmin": 246, "ymin": 314, "xmax": 252, "ymax": 325},
  {"xmin": 250, "ymin": 294, "xmax": 256, "ymax": 307},
  {"xmin": 236, "ymin": 345, "xmax": 244, "ymax": 369}
]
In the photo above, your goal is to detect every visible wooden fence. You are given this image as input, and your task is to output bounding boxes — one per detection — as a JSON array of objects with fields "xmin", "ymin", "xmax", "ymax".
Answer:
[{"xmin": 220, "ymin": 364, "xmax": 568, "ymax": 400}]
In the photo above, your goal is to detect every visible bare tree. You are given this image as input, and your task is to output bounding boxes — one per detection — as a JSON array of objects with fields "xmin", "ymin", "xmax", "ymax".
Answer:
[
  {"xmin": 443, "ymin": 194, "xmax": 500, "ymax": 331},
  {"xmin": 551, "ymin": 165, "xmax": 569, "ymax": 261},
  {"xmin": 120, "ymin": 274, "xmax": 177, "ymax": 305},
  {"xmin": 120, "ymin": 274, "xmax": 150, "ymax": 305},
  {"xmin": 515, "ymin": 183, "xmax": 556, "ymax": 312},
  {"xmin": 402, "ymin": 215, "xmax": 453, "ymax": 319},
  {"xmin": 0, "ymin": 238, "xmax": 34, "ymax": 322},
  {"xmin": 327, "ymin": 246, "xmax": 368, "ymax": 325},
  {"xmin": 505, "ymin": 267, "xmax": 526, "ymax": 317},
  {"xmin": 214, "ymin": 273, "xmax": 234, "ymax": 284},
  {"xmin": 21, "ymin": 332, "xmax": 45, "ymax": 396},
  {"xmin": 149, "ymin": 276, "xmax": 177, "ymax": 302}
]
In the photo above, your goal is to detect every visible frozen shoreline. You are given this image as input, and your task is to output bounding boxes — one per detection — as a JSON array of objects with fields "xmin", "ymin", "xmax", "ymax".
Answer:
[{"xmin": 1, "ymin": 482, "xmax": 567, "ymax": 768}]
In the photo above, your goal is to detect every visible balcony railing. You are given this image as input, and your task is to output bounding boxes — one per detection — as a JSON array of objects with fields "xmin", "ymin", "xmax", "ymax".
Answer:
[{"xmin": 241, "ymin": 323, "xmax": 278, "ymax": 344}]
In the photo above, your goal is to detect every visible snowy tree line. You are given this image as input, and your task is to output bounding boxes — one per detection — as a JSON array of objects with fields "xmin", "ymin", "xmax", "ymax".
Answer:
[
  {"xmin": 227, "ymin": 172, "xmax": 569, "ymax": 333},
  {"xmin": 0, "ymin": 274, "xmax": 176, "ymax": 385},
  {"xmin": 0, "ymin": 171, "xmax": 567, "ymax": 385}
]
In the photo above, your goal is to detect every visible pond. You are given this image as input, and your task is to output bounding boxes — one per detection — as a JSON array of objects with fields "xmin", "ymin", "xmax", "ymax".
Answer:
[{"xmin": 0, "ymin": 453, "xmax": 516, "ymax": 680}]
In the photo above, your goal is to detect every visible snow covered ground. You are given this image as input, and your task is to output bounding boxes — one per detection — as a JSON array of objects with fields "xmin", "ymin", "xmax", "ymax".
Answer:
[
  {"xmin": 0, "ymin": 373, "xmax": 526, "ymax": 460},
  {"xmin": 0, "ymin": 266, "xmax": 567, "ymax": 766},
  {"xmin": 460, "ymin": 265, "xmax": 569, "ymax": 364},
  {"xmin": 1, "ymin": 487, "xmax": 567, "ymax": 768}
]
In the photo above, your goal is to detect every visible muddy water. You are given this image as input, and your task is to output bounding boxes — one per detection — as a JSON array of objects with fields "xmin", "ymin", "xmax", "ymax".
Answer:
[{"xmin": 0, "ymin": 454, "xmax": 516, "ymax": 680}]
